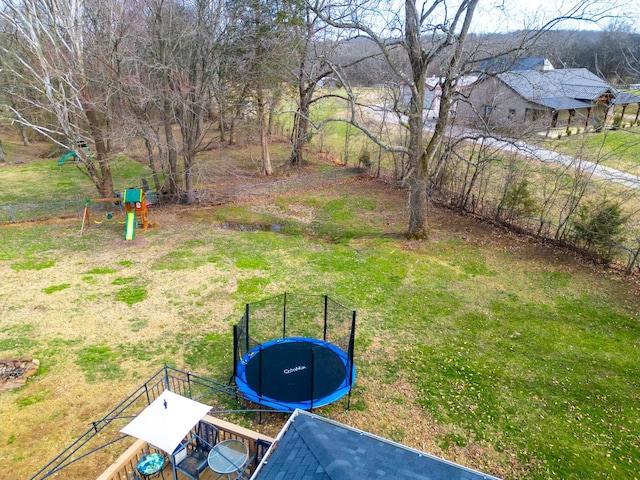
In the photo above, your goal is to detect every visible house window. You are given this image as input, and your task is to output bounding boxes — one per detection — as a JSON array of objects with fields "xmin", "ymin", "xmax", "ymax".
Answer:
[{"xmin": 484, "ymin": 105, "xmax": 495, "ymax": 121}]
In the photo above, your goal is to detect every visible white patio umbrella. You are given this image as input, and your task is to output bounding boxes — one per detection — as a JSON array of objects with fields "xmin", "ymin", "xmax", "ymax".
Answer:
[{"xmin": 120, "ymin": 389, "xmax": 212, "ymax": 454}]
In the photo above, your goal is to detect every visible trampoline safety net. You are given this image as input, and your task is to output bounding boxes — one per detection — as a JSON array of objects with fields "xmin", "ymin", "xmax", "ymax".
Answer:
[{"xmin": 233, "ymin": 293, "xmax": 356, "ymax": 411}]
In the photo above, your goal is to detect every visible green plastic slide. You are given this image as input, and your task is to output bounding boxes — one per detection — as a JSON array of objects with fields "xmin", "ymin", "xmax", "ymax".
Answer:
[
  {"xmin": 125, "ymin": 211, "xmax": 135, "ymax": 241},
  {"xmin": 57, "ymin": 151, "xmax": 76, "ymax": 166}
]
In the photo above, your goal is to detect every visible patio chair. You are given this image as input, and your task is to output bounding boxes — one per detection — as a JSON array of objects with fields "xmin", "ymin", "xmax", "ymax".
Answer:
[
  {"xmin": 172, "ymin": 434, "xmax": 212, "ymax": 480},
  {"xmin": 253, "ymin": 438, "xmax": 272, "ymax": 469},
  {"xmin": 196, "ymin": 420, "xmax": 219, "ymax": 450}
]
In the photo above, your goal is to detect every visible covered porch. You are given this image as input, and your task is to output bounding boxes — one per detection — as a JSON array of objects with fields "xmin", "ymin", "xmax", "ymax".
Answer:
[
  {"xmin": 98, "ymin": 415, "xmax": 273, "ymax": 480},
  {"xmin": 29, "ymin": 366, "xmax": 281, "ymax": 480}
]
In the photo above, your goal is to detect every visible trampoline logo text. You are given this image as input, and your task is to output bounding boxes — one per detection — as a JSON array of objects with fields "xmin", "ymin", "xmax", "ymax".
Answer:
[{"xmin": 283, "ymin": 365, "xmax": 307, "ymax": 375}]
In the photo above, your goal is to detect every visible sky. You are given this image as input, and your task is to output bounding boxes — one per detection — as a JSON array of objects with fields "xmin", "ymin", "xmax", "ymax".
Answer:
[{"xmin": 471, "ymin": 0, "xmax": 640, "ymax": 33}]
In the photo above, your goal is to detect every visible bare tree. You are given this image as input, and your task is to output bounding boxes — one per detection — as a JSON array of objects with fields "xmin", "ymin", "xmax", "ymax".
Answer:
[
  {"xmin": 288, "ymin": 7, "xmax": 333, "ymax": 166},
  {"xmin": 136, "ymin": 0, "xmax": 183, "ymax": 199},
  {"xmin": 287, "ymin": 8, "xmax": 375, "ymax": 167},
  {"xmin": 0, "ymin": 0, "xmax": 115, "ymax": 197},
  {"xmin": 120, "ymin": 0, "xmax": 225, "ymax": 203},
  {"xmin": 307, "ymin": 0, "xmax": 480, "ymax": 238},
  {"xmin": 227, "ymin": 0, "xmax": 304, "ymax": 176},
  {"xmin": 306, "ymin": 0, "xmax": 624, "ymax": 239},
  {"xmin": 171, "ymin": 0, "xmax": 225, "ymax": 203}
]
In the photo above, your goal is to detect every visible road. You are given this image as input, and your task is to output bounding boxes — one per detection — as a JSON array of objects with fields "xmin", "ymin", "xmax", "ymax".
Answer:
[
  {"xmin": 370, "ymin": 106, "xmax": 640, "ymax": 189},
  {"xmin": 476, "ymin": 135, "xmax": 640, "ymax": 190}
]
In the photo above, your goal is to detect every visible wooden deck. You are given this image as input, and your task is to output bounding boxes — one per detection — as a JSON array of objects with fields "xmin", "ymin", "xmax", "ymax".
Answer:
[{"xmin": 97, "ymin": 415, "xmax": 274, "ymax": 480}]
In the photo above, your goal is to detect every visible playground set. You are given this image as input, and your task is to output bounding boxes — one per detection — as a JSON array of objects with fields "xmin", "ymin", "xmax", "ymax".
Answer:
[
  {"xmin": 56, "ymin": 137, "xmax": 154, "ymax": 240},
  {"xmin": 80, "ymin": 188, "xmax": 154, "ymax": 240},
  {"xmin": 57, "ymin": 136, "xmax": 91, "ymax": 167}
]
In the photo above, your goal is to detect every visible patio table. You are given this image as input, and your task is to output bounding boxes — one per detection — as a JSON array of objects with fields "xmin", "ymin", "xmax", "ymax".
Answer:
[{"xmin": 207, "ymin": 439, "xmax": 249, "ymax": 479}]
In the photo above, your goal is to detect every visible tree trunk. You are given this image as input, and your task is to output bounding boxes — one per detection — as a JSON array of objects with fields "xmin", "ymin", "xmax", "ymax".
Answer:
[
  {"xmin": 181, "ymin": 109, "xmax": 201, "ymax": 205},
  {"xmin": 163, "ymin": 108, "xmax": 179, "ymax": 199},
  {"xmin": 184, "ymin": 153, "xmax": 195, "ymax": 204},
  {"xmin": 82, "ymin": 97, "xmax": 114, "ymax": 198},
  {"xmin": 218, "ymin": 101, "xmax": 226, "ymax": 142},
  {"xmin": 106, "ymin": 116, "xmax": 113, "ymax": 153},
  {"xmin": 288, "ymin": 12, "xmax": 322, "ymax": 167},
  {"xmin": 19, "ymin": 126, "xmax": 29, "ymax": 146},
  {"xmin": 626, "ymin": 242, "xmax": 640, "ymax": 274},
  {"xmin": 257, "ymin": 86, "xmax": 272, "ymax": 175},
  {"xmin": 404, "ymin": 0, "xmax": 428, "ymax": 238},
  {"xmin": 144, "ymin": 136, "xmax": 162, "ymax": 193},
  {"xmin": 10, "ymin": 98, "xmax": 30, "ymax": 146},
  {"xmin": 404, "ymin": 0, "xmax": 479, "ymax": 238},
  {"xmin": 290, "ymin": 89, "xmax": 312, "ymax": 166},
  {"xmin": 0, "ymin": 140, "xmax": 5, "ymax": 163},
  {"xmin": 267, "ymin": 95, "xmax": 277, "ymax": 136},
  {"xmin": 408, "ymin": 175, "xmax": 428, "ymax": 239}
]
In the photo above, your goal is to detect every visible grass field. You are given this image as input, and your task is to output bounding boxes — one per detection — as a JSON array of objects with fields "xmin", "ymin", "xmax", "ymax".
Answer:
[
  {"xmin": 0, "ymin": 137, "xmax": 157, "ymax": 205},
  {"xmin": 547, "ymin": 127, "xmax": 640, "ymax": 175},
  {"xmin": 1, "ymin": 148, "xmax": 640, "ymax": 480}
]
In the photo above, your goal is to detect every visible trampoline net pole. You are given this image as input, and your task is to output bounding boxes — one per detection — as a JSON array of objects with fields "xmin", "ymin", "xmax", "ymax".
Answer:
[
  {"xmin": 347, "ymin": 313, "xmax": 356, "ymax": 410},
  {"xmin": 232, "ymin": 325, "xmax": 238, "ymax": 382},
  {"xmin": 283, "ymin": 292, "xmax": 287, "ymax": 338},
  {"xmin": 245, "ymin": 303, "xmax": 250, "ymax": 353},
  {"xmin": 323, "ymin": 295, "xmax": 328, "ymax": 342},
  {"xmin": 258, "ymin": 344, "xmax": 263, "ymax": 399},
  {"xmin": 348, "ymin": 312, "xmax": 356, "ymax": 385},
  {"xmin": 310, "ymin": 348, "xmax": 316, "ymax": 411},
  {"xmin": 347, "ymin": 310, "xmax": 356, "ymax": 376}
]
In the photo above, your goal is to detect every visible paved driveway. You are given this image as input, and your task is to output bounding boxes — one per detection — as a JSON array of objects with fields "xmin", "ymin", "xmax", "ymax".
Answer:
[{"xmin": 370, "ymin": 105, "xmax": 640, "ymax": 189}]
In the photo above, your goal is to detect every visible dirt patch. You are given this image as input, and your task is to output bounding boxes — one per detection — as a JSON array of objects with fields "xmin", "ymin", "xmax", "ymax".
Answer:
[{"xmin": 0, "ymin": 356, "xmax": 40, "ymax": 392}]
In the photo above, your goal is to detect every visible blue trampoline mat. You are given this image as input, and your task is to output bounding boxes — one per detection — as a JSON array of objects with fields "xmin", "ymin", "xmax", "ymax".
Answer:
[{"xmin": 235, "ymin": 337, "xmax": 356, "ymax": 411}]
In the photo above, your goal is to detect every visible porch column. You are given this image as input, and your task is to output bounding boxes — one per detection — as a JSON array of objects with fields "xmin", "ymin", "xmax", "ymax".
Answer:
[
  {"xmin": 621, "ymin": 104, "xmax": 628, "ymax": 125},
  {"xmin": 585, "ymin": 107, "xmax": 591, "ymax": 128},
  {"xmin": 603, "ymin": 105, "xmax": 610, "ymax": 126},
  {"xmin": 566, "ymin": 109, "xmax": 574, "ymax": 133}
]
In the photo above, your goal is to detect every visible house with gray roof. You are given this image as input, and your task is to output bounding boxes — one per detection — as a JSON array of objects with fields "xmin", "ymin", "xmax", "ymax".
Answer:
[
  {"xmin": 253, "ymin": 409, "xmax": 501, "ymax": 480},
  {"xmin": 458, "ymin": 67, "xmax": 640, "ymax": 133}
]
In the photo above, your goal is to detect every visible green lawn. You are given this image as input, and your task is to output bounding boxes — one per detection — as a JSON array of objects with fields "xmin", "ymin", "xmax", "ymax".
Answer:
[
  {"xmin": 1, "ymin": 114, "xmax": 639, "ymax": 479},
  {"xmin": 0, "ymin": 155, "xmax": 155, "ymax": 205},
  {"xmin": 548, "ymin": 128, "xmax": 640, "ymax": 174},
  {"xmin": 1, "ymin": 179, "xmax": 638, "ymax": 479},
  {"xmin": 308, "ymin": 89, "xmax": 386, "ymax": 166}
]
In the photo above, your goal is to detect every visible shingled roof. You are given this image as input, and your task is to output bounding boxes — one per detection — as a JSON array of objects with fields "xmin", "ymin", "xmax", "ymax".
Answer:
[
  {"xmin": 475, "ymin": 67, "xmax": 640, "ymax": 113},
  {"xmin": 253, "ymin": 410, "xmax": 501, "ymax": 480},
  {"xmin": 497, "ymin": 68, "xmax": 616, "ymax": 109},
  {"xmin": 478, "ymin": 56, "xmax": 553, "ymax": 74},
  {"xmin": 612, "ymin": 92, "xmax": 640, "ymax": 105}
]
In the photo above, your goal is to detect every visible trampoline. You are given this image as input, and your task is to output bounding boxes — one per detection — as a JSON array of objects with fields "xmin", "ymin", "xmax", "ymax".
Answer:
[
  {"xmin": 232, "ymin": 293, "xmax": 356, "ymax": 412},
  {"xmin": 235, "ymin": 337, "xmax": 356, "ymax": 411}
]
